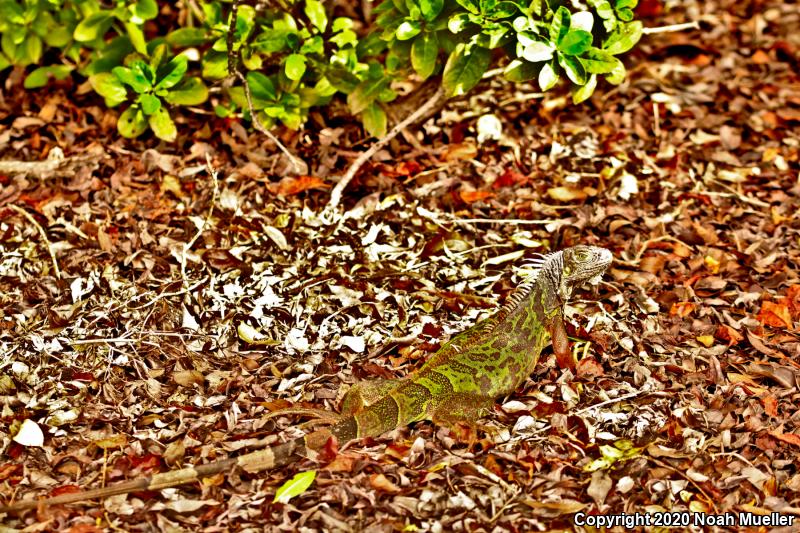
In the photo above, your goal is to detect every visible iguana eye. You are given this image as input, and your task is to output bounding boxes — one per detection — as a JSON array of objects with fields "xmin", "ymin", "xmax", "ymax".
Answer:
[{"xmin": 575, "ymin": 250, "xmax": 588, "ymax": 261}]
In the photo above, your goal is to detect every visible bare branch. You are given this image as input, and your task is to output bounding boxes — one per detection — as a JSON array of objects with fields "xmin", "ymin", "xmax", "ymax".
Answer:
[
  {"xmin": 226, "ymin": 1, "xmax": 306, "ymax": 175},
  {"xmin": 325, "ymin": 86, "xmax": 446, "ymax": 213}
]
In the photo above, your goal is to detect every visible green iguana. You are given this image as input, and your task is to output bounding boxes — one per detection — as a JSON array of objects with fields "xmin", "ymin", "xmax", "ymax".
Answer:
[{"xmin": 0, "ymin": 245, "xmax": 612, "ymax": 513}]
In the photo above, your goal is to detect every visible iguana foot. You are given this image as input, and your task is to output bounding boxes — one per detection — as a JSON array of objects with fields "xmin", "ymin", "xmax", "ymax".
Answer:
[{"xmin": 430, "ymin": 393, "xmax": 495, "ymax": 450}]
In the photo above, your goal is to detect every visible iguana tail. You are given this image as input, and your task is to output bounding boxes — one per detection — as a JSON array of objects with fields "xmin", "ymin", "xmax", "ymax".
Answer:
[{"xmin": 0, "ymin": 416, "xmax": 362, "ymax": 513}]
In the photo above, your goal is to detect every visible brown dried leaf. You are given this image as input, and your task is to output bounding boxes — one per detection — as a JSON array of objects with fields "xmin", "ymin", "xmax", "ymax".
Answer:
[
  {"xmin": 173, "ymin": 370, "xmax": 205, "ymax": 387},
  {"xmin": 275, "ymin": 175, "xmax": 329, "ymax": 196},
  {"xmin": 369, "ymin": 473, "xmax": 401, "ymax": 493},
  {"xmin": 757, "ymin": 301, "xmax": 793, "ymax": 329}
]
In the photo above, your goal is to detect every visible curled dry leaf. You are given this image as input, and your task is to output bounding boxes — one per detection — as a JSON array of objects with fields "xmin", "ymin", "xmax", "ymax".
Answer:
[{"xmin": 275, "ymin": 175, "xmax": 329, "ymax": 196}]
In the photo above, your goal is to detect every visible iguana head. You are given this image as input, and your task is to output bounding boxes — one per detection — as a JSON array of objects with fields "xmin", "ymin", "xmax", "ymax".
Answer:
[{"xmin": 557, "ymin": 245, "xmax": 612, "ymax": 300}]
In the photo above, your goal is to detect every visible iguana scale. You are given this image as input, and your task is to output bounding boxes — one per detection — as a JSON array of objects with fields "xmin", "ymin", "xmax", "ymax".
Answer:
[{"xmin": 0, "ymin": 245, "xmax": 611, "ymax": 513}]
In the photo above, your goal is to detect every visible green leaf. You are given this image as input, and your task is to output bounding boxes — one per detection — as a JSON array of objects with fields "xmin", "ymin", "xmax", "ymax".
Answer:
[
  {"xmin": 549, "ymin": 6, "xmax": 571, "ymax": 44},
  {"xmin": 325, "ymin": 68, "xmax": 360, "ymax": 93},
  {"xmin": 24, "ymin": 34, "xmax": 42, "ymax": 65},
  {"xmin": 571, "ymin": 11, "xmax": 594, "ymax": 32},
  {"xmin": 139, "ymin": 93, "xmax": 161, "ymax": 114},
  {"xmin": 44, "ymin": 25, "xmax": 72, "ymax": 48},
  {"xmin": 420, "ymin": 0, "xmax": 444, "ymax": 21},
  {"xmin": 362, "ymin": 102, "xmax": 387, "ymax": 137},
  {"xmin": 521, "ymin": 40, "xmax": 554, "ymax": 62},
  {"xmin": 84, "ymin": 36, "xmax": 133, "ymax": 76},
  {"xmin": 233, "ymin": 5, "xmax": 256, "ymax": 41},
  {"xmin": 490, "ymin": 1, "xmax": 518, "ymax": 17},
  {"xmin": 582, "ymin": 48, "xmax": 618, "ymax": 74},
  {"xmin": 558, "ymin": 30, "xmax": 592, "ymax": 55},
  {"xmin": 503, "ymin": 59, "xmax": 540, "ymax": 82},
  {"xmin": 332, "ymin": 17, "xmax": 353, "ymax": 32},
  {"xmin": 411, "ymin": 33, "xmax": 438, "ymax": 79},
  {"xmin": 605, "ymin": 58, "xmax": 626, "ymax": 84},
  {"xmin": 284, "ymin": 54, "xmax": 307, "ymax": 81},
  {"xmin": 572, "ymin": 74, "xmax": 597, "ymax": 103},
  {"xmin": 274, "ymin": 471, "xmax": 316, "ymax": 504},
  {"xmin": 247, "ymin": 72, "xmax": 277, "ymax": 101},
  {"xmin": 300, "ymin": 35, "xmax": 324, "ymax": 55},
  {"xmin": 538, "ymin": 60, "xmax": 558, "ymax": 91},
  {"xmin": 447, "ymin": 13, "xmax": 471, "ymax": 33},
  {"xmin": 253, "ymin": 28, "xmax": 293, "ymax": 53},
  {"xmin": 304, "ymin": 0, "xmax": 327, "ymax": 32},
  {"xmin": 396, "ymin": 20, "xmax": 422, "ymax": 40},
  {"xmin": 89, "ymin": 72, "xmax": 128, "ymax": 106},
  {"xmin": 130, "ymin": 0, "xmax": 158, "ymax": 23},
  {"xmin": 167, "ymin": 27, "xmax": 208, "ymax": 47},
  {"xmin": 74, "ymin": 11, "xmax": 113, "ymax": 42},
  {"xmin": 592, "ymin": 0, "xmax": 615, "ymax": 19},
  {"xmin": 155, "ymin": 55, "xmax": 188, "ymax": 91},
  {"xmin": 148, "ymin": 107, "xmax": 177, "ymax": 141},
  {"xmin": 558, "ymin": 53, "xmax": 587, "ymax": 85},
  {"xmin": 1, "ymin": 1, "xmax": 24, "ymax": 24},
  {"xmin": 347, "ymin": 77, "xmax": 390, "ymax": 114},
  {"xmin": 0, "ymin": 54, "xmax": 11, "ymax": 72},
  {"xmin": 124, "ymin": 21, "xmax": 148, "ymax": 55},
  {"xmin": 202, "ymin": 50, "xmax": 229, "ymax": 80},
  {"xmin": 24, "ymin": 65, "xmax": 73, "ymax": 89},
  {"xmin": 604, "ymin": 21, "xmax": 642, "ymax": 55},
  {"xmin": 454, "ymin": 0, "xmax": 479, "ymax": 14},
  {"xmin": 118, "ymin": 105, "xmax": 148, "ymax": 138},
  {"xmin": 164, "ymin": 77, "xmax": 208, "ymax": 106},
  {"xmin": 616, "ymin": 0, "xmax": 638, "ymax": 10},
  {"xmin": 112, "ymin": 65, "xmax": 151, "ymax": 93},
  {"xmin": 442, "ymin": 43, "xmax": 491, "ymax": 97}
]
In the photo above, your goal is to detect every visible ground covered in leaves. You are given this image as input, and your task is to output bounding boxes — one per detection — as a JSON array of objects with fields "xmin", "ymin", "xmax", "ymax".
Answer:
[{"xmin": 2, "ymin": 0, "xmax": 800, "ymax": 531}]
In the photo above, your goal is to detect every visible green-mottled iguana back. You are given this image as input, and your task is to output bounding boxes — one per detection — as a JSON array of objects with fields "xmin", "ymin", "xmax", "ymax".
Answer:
[{"xmin": 0, "ymin": 245, "xmax": 611, "ymax": 513}]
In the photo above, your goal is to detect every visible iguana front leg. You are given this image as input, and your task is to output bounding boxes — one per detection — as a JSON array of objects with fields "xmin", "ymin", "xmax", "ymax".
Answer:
[
  {"xmin": 429, "ymin": 393, "xmax": 496, "ymax": 446},
  {"xmin": 341, "ymin": 378, "xmax": 401, "ymax": 415}
]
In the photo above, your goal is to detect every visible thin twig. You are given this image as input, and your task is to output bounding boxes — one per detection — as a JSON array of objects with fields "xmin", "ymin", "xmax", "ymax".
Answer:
[
  {"xmin": 642, "ymin": 21, "xmax": 699, "ymax": 35},
  {"xmin": 650, "ymin": 457, "xmax": 719, "ymax": 514},
  {"xmin": 180, "ymin": 156, "xmax": 219, "ymax": 284},
  {"xmin": 226, "ymin": 2, "xmax": 305, "ymax": 174},
  {"xmin": 325, "ymin": 86, "xmax": 447, "ymax": 213},
  {"xmin": 9, "ymin": 204, "xmax": 61, "ymax": 279}
]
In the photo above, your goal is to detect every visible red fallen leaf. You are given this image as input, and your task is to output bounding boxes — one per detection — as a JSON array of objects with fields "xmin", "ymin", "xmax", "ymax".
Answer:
[
  {"xmin": 50, "ymin": 484, "xmax": 82, "ymax": 497},
  {"xmin": 763, "ymin": 395, "xmax": 778, "ymax": 417},
  {"xmin": 460, "ymin": 190, "xmax": 494, "ymax": 204},
  {"xmin": 443, "ymin": 142, "xmax": 478, "ymax": 161},
  {"xmin": 493, "ymin": 168, "xmax": 528, "ymax": 188},
  {"xmin": 752, "ymin": 49, "xmax": 771, "ymax": 64},
  {"xmin": 715, "ymin": 325, "xmax": 744, "ymax": 345},
  {"xmin": 65, "ymin": 524, "xmax": 104, "ymax": 533},
  {"xmin": 0, "ymin": 463, "xmax": 23, "ymax": 482},
  {"xmin": 757, "ymin": 301, "xmax": 793, "ymax": 329},
  {"xmin": 318, "ymin": 434, "xmax": 339, "ymax": 463},
  {"xmin": 369, "ymin": 473, "xmax": 401, "ymax": 493},
  {"xmin": 7, "ymin": 442, "xmax": 24, "ymax": 460},
  {"xmin": 380, "ymin": 161, "xmax": 422, "ymax": 178},
  {"xmin": 275, "ymin": 175, "xmax": 329, "ymax": 196},
  {"xmin": 324, "ymin": 453, "xmax": 355, "ymax": 472},
  {"xmin": 384, "ymin": 442, "xmax": 411, "ymax": 460},
  {"xmin": 126, "ymin": 453, "xmax": 163, "ymax": 471},
  {"xmin": 670, "ymin": 302, "xmax": 695, "ymax": 317},
  {"xmin": 777, "ymin": 108, "xmax": 800, "ymax": 122},
  {"xmin": 576, "ymin": 357, "xmax": 604, "ymax": 378},
  {"xmin": 483, "ymin": 455, "xmax": 503, "ymax": 477},
  {"xmin": 534, "ymin": 401, "xmax": 566, "ymax": 417},
  {"xmin": 785, "ymin": 285, "xmax": 800, "ymax": 317},
  {"xmin": 421, "ymin": 322, "xmax": 443, "ymax": 337},
  {"xmin": 636, "ymin": 0, "xmax": 663, "ymax": 17},
  {"xmin": 769, "ymin": 429, "xmax": 800, "ymax": 447}
]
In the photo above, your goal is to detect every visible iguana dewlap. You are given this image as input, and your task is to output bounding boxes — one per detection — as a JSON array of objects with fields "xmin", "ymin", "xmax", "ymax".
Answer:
[{"xmin": 0, "ymin": 245, "xmax": 611, "ymax": 513}]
